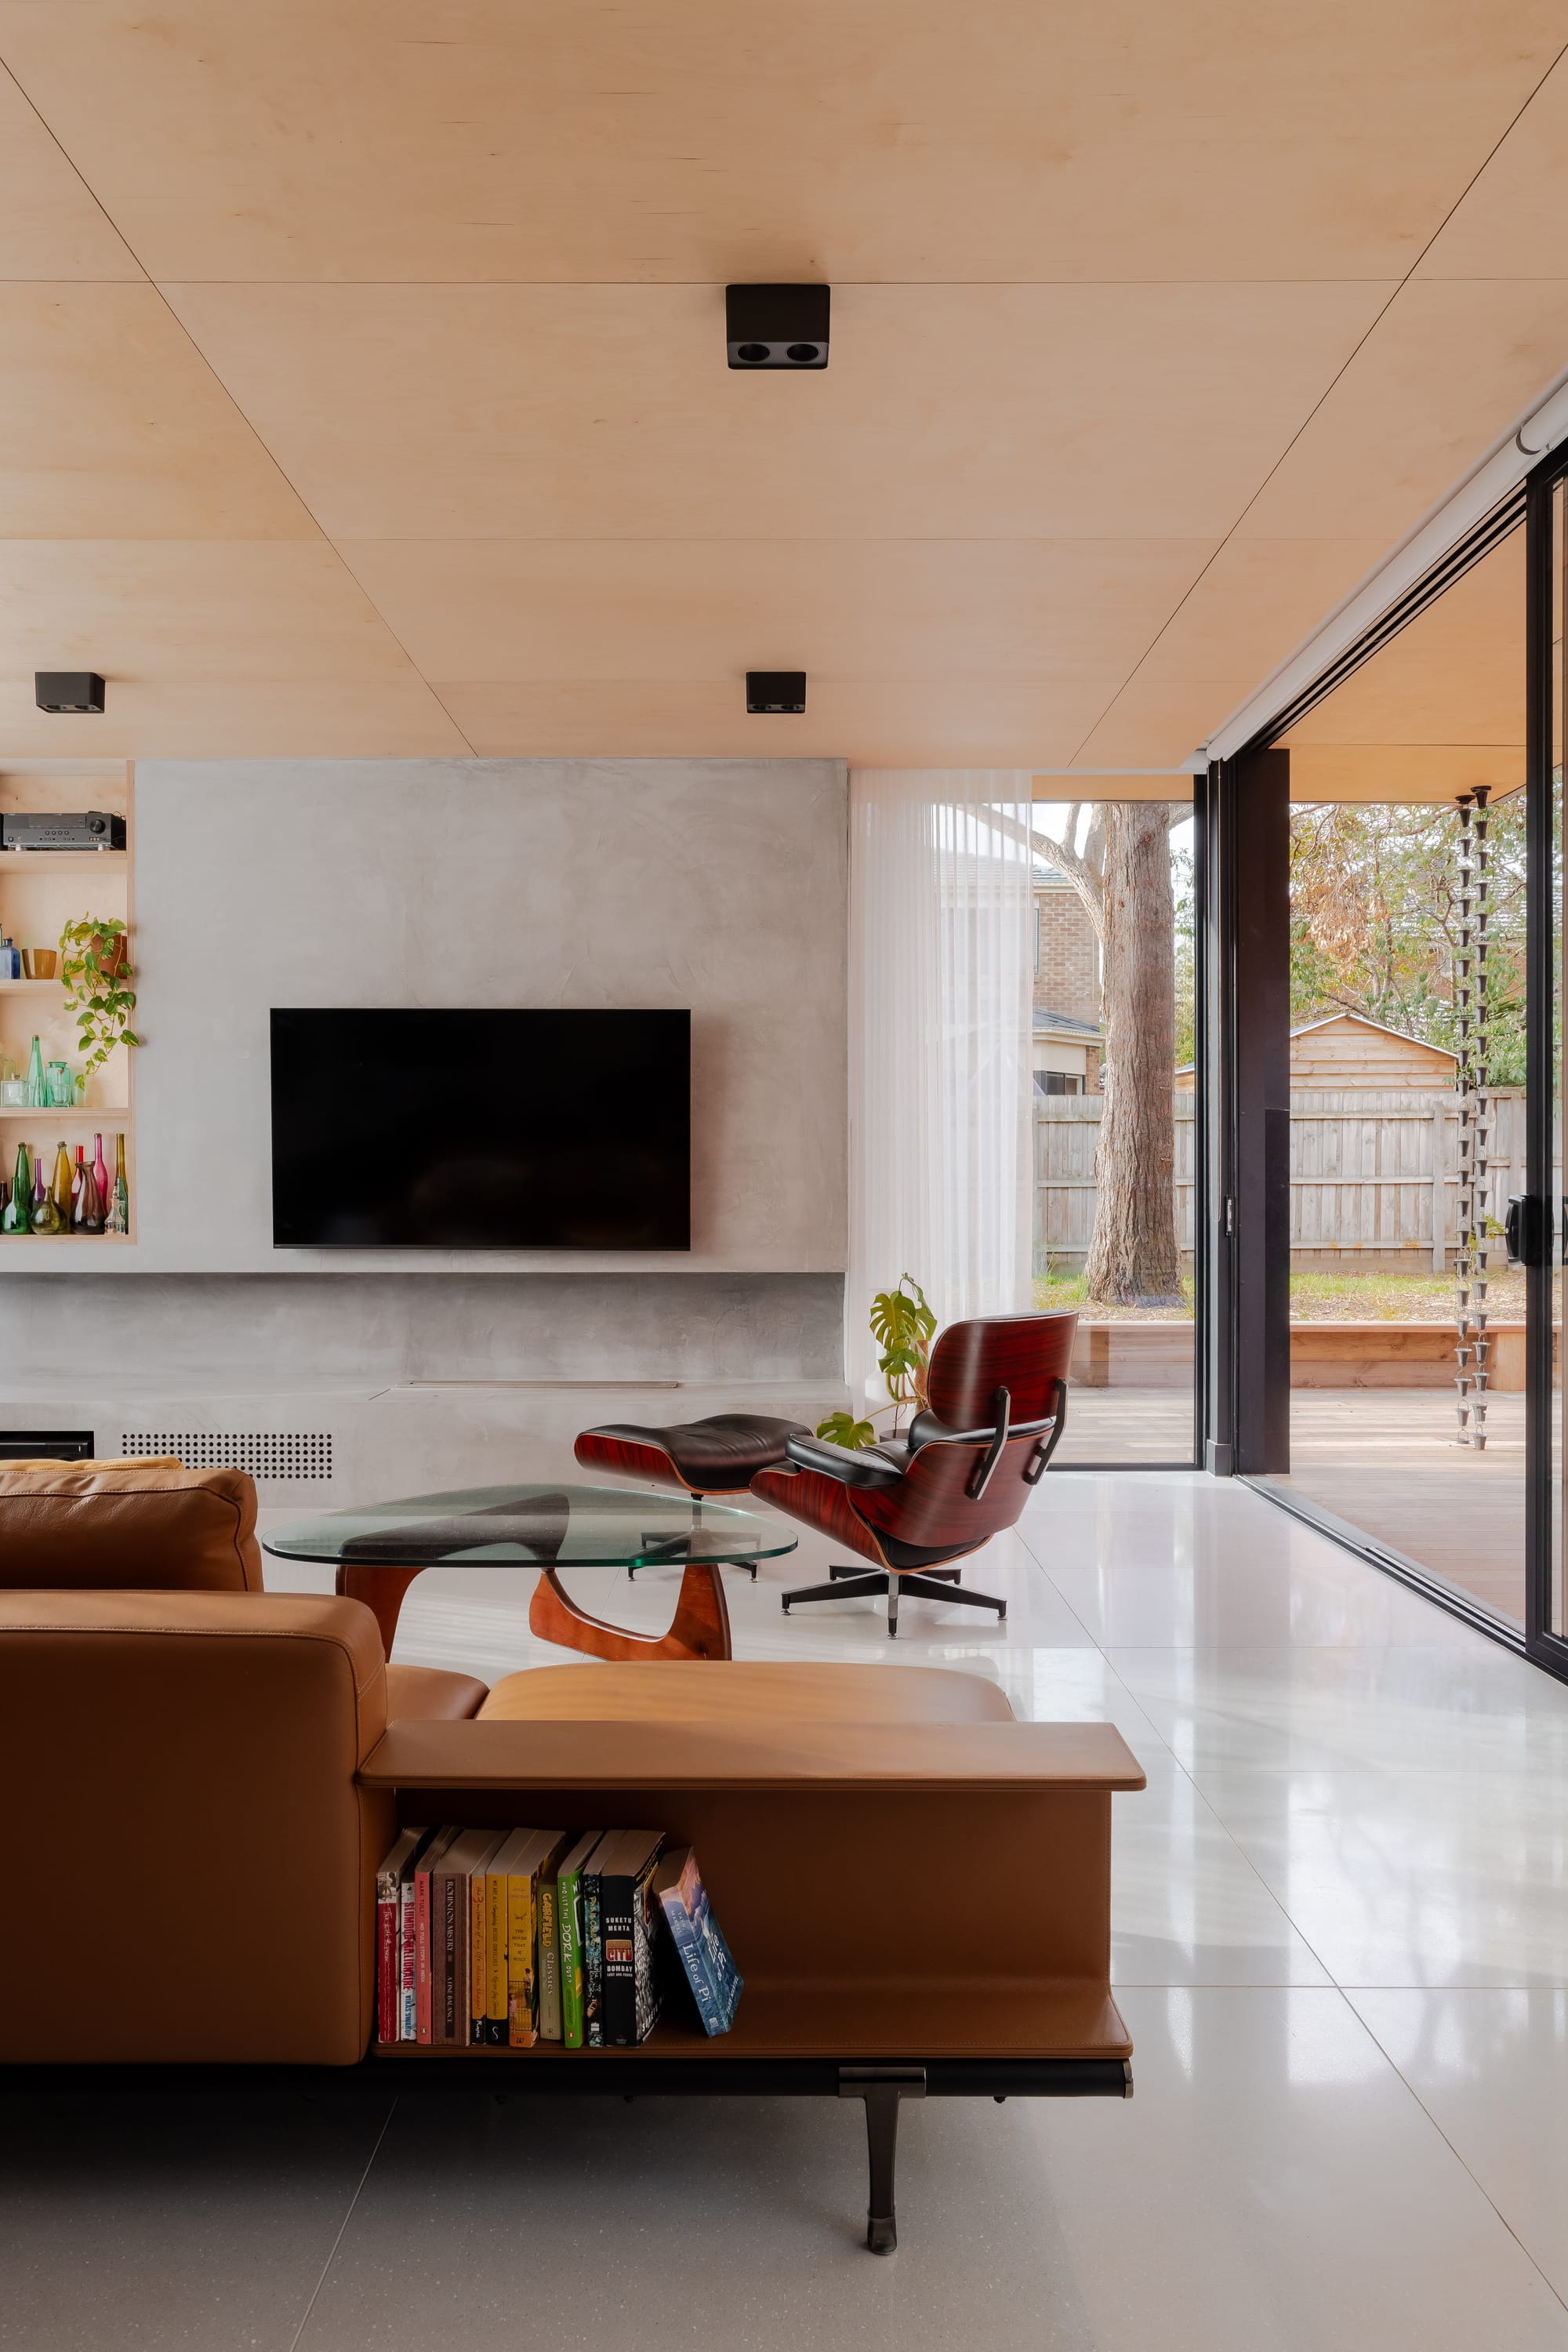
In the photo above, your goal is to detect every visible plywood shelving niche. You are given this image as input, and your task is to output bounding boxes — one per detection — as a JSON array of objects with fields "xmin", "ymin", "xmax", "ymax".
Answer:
[{"xmin": 0, "ymin": 763, "xmax": 136, "ymax": 1247}]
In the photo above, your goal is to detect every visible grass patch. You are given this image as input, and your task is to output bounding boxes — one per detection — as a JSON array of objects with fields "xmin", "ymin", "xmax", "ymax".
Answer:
[{"xmin": 1034, "ymin": 1265, "xmax": 1526, "ymax": 1323}]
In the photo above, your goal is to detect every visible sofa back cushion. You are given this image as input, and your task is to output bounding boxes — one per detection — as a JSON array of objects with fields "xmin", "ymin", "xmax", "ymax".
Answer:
[
  {"xmin": 0, "ymin": 1458, "xmax": 263, "ymax": 1592},
  {"xmin": 0, "ymin": 1588, "xmax": 391, "ymax": 2063}
]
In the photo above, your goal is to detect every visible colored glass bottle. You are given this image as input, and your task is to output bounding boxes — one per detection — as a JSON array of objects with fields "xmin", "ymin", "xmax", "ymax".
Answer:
[
  {"xmin": 24, "ymin": 1035, "xmax": 45, "ymax": 1109},
  {"xmin": 70, "ymin": 1143, "xmax": 85, "ymax": 1205},
  {"xmin": 30, "ymin": 1147, "xmax": 62, "ymax": 1235},
  {"xmin": 109, "ymin": 1132, "xmax": 129, "ymax": 1236},
  {"xmin": 93, "ymin": 1132, "xmax": 110, "ymax": 1208},
  {"xmin": 52, "ymin": 1142, "xmax": 74, "ymax": 1221},
  {"xmin": 1, "ymin": 1145, "xmax": 30, "ymax": 1234},
  {"xmin": 74, "ymin": 1156, "xmax": 103, "ymax": 1234}
]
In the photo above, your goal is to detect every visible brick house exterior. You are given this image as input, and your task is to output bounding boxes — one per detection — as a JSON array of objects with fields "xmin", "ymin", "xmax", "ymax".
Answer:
[{"xmin": 1033, "ymin": 871, "xmax": 1102, "ymax": 1092}]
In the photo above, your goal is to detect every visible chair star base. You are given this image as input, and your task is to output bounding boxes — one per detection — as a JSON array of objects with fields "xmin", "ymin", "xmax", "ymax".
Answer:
[{"xmin": 782, "ymin": 1563, "xmax": 1006, "ymax": 1637}]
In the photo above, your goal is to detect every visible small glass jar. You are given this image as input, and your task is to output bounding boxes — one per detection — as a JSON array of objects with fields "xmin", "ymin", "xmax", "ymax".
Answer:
[{"xmin": 45, "ymin": 1061, "xmax": 74, "ymax": 1109}]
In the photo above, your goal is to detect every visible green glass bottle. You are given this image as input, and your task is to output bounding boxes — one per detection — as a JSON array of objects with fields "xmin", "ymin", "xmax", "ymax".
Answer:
[
  {"xmin": 109, "ymin": 1131, "xmax": 129, "ymax": 1236},
  {"xmin": 30, "ymin": 1146, "xmax": 63, "ymax": 1235},
  {"xmin": 24, "ymin": 1035, "xmax": 45, "ymax": 1109},
  {"xmin": 1, "ymin": 1145, "xmax": 30, "ymax": 1234}
]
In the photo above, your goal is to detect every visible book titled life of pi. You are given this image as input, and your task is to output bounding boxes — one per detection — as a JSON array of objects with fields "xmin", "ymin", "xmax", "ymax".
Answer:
[{"xmin": 652, "ymin": 1848, "xmax": 742, "ymax": 2036}]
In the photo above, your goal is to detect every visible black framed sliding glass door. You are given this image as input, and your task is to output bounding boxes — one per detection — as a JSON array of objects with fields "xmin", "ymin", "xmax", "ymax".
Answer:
[{"xmin": 1525, "ymin": 454, "xmax": 1567, "ymax": 1673}]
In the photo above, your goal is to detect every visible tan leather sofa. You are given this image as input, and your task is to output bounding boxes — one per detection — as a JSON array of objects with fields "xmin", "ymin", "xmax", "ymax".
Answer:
[
  {"xmin": 0, "ymin": 1457, "xmax": 488, "ymax": 1724},
  {"xmin": 0, "ymin": 1459, "xmax": 1140, "ymax": 2122}
]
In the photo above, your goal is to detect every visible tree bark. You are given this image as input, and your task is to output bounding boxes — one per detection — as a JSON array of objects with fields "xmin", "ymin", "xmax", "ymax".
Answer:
[{"xmin": 1084, "ymin": 804, "xmax": 1181, "ymax": 1305}]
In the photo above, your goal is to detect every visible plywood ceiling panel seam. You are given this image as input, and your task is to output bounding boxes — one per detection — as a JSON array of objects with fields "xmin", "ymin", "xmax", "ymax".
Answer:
[
  {"xmin": 132, "ymin": 277, "xmax": 1419, "ymax": 289},
  {"xmin": 1064, "ymin": 26, "xmax": 1568, "ymax": 765},
  {"xmin": 419, "ymin": 680, "xmax": 479, "ymax": 757},
  {"xmin": 0, "ymin": 55, "xmax": 145, "ymax": 282}
]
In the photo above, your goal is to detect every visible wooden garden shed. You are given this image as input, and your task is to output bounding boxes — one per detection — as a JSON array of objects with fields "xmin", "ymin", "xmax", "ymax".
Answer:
[{"xmin": 1176, "ymin": 1011, "xmax": 1457, "ymax": 1094}]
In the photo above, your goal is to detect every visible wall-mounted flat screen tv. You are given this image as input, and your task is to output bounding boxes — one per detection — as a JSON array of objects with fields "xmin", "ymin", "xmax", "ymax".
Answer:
[{"xmin": 270, "ymin": 1008, "xmax": 691, "ymax": 1249}]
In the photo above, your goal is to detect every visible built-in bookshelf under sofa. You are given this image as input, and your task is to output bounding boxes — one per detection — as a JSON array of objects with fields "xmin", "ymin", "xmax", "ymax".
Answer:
[
  {"xmin": 0, "ymin": 1588, "xmax": 1144, "ymax": 2254},
  {"xmin": 351, "ymin": 1714, "xmax": 1145, "ymax": 2249}
]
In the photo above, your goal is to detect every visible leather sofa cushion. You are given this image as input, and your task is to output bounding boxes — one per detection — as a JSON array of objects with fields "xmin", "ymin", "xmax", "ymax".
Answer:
[
  {"xmin": 0, "ymin": 1588, "xmax": 391, "ymax": 2064},
  {"xmin": 385, "ymin": 1662, "xmax": 488, "ymax": 1721},
  {"xmin": 0, "ymin": 1457, "xmax": 263, "ymax": 1592},
  {"xmin": 478, "ymin": 1659, "xmax": 1015, "ymax": 1726}
]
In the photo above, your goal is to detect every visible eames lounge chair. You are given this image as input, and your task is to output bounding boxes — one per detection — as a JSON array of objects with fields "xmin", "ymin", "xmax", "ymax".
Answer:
[{"xmin": 750, "ymin": 1310, "xmax": 1076, "ymax": 1636}]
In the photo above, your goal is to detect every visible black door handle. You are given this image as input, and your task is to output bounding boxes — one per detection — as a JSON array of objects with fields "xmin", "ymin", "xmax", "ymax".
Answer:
[{"xmin": 1505, "ymin": 1195, "xmax": 1545, "ymax": 1268}]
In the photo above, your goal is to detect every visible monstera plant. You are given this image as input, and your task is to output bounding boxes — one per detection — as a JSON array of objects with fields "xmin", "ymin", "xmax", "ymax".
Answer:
[{"xmin": 816, "ymin": 1273, "xmax": 938, "ymax": 1451}]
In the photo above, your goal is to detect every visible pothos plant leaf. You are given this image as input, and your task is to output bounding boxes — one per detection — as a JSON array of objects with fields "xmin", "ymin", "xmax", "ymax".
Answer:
[{"xmin": 58, "ymin": 913, "xmax": 139, "ymax": 1079}]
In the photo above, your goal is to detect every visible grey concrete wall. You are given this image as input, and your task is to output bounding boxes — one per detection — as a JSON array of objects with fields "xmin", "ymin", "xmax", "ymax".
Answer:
[
  {"xmin": 71, "ymin": 757, "xmax": 847, "ymax": 1276},
  {"xmin": 7, "ymin": 1270, "xmax": 844, "ymax": 1385}
]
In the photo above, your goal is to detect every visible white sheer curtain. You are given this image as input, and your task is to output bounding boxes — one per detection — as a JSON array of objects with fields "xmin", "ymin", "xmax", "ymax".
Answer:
[{"xmin": 846, "ymin": 769, "xmax": 1035, "ymax": 1411}]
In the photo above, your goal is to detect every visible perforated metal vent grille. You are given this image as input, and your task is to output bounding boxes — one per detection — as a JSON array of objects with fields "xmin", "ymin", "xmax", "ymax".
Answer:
[{"xmin": 120, "ymin": 1432, "xmax": 333, "ymax": 1483}]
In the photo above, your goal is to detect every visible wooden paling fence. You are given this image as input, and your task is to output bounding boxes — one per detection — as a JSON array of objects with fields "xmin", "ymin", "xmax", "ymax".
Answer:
[{"xmin": 1036, "ymin": 1088, "xmax": 1545, "ymax": 1272}]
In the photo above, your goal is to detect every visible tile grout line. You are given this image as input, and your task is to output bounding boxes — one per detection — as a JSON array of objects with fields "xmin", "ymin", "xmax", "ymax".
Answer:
[
  {"xmin": 286, "ymin": 2096, "xmax": 398, "ymax": 2352},
  {"xmin": 1344, "ymin": 1994, "xmax": 1568, "ymax": 2321}
]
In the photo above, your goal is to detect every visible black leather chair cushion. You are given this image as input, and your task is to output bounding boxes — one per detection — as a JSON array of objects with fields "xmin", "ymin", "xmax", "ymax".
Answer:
[
  {"xmin": 782, "ymin": 1431, "xmax": 906, "ymax": 1490},
  {"xmin": 576, "ymin": 1413, "xmax": 808, "ymax": 1493}
]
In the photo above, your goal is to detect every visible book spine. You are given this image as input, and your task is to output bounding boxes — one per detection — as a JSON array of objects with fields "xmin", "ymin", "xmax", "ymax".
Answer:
[
  {"xmin": 583, "ymin": 1871, "xmax": 604, "ymax": 2049},
  {"xmin": 694, "ymin": 1893, "xmax": 743, "ymax": 2031},
  {"xmin": 469, "ymin": 1867, "xmax": 488, "ymax": 2045},
  {"xmin": 506, "ymin": 1872, "xmax": 536, "ymax": 2049},
  {"xmin": 376, "ymin": 1867, "xmax": 399, "ymax": 2044},
  {"xmin": 399, "ymin": 1875, "xmax": 419, "ymax": 2041},
  {"xmin": 559, "ymin": 1867, "xmax": 584, "ymax": 2049},
  {"xmin": 486, "ymin": 1872, "xmax": 507, "ymax": 2046},
  {"xmin": 539, "ymin": 1880, "xmax": 561, "ymax": 2042},
  {"xmin": 630, "ymin": 1860, "xmax": 662, "ymax": 2045},
  {"xmin": 662, "ymin": 1898, "xmax": 724, "ymax": 2034},
  {"xmin": 439, "ymin": 1874, "xmax": 459, "ymax": 2044},
  {"xmin": 415, "ymin": 1867, "xmax": 434, "ymax": 2045},
  {"xmin": 601, "ymin": 1871, "xmax": 635, "ymax": 2046},
  {"xmin": 452, "ymin": 1870, "xmax": 470, "ymax": 2045}
]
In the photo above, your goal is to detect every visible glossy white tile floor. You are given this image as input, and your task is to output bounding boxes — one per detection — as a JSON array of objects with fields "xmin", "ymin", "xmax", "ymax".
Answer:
[{"xmin": 11, "ymin": 1472, "xmax": 1568, "ymax": 2350}]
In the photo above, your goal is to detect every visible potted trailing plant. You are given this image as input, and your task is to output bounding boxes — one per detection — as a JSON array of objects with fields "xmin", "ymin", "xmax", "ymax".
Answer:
[
  {"xmin": 816, "ymin": 1272, "xmax": 938, "ymax": 1451},
  {"xmin": 58, "ymin": 915, "xmax": 140, "ymax": 1078}
]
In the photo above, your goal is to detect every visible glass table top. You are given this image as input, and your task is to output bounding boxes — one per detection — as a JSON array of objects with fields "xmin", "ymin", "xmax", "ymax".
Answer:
[{"xmin": 260, "ymin": 1480, "xmax": 797, "ymax": 1569}]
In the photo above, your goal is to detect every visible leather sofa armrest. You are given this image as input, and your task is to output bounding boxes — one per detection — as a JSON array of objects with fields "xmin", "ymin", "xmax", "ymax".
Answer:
[{"xmin": 782, "ymin": 1432, "xmax": 906, "ymax": 1490}]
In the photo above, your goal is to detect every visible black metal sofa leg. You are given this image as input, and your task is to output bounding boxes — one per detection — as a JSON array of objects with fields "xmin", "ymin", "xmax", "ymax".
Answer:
[{"xmin": 840, "ymin": 2067, "xmax": 925, "ymax": 2252}]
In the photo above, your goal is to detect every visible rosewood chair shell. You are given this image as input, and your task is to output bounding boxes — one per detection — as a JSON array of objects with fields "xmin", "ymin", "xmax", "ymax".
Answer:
[{"xmin": 752, "ymin": 1311, "xmax": 1076, "ymax": 1637}]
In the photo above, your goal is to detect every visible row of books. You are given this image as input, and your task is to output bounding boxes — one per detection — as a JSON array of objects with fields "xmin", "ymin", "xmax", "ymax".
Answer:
[{"xmin": 374, "ymin": 1824, "xmax": 742, "ymax": 2049}]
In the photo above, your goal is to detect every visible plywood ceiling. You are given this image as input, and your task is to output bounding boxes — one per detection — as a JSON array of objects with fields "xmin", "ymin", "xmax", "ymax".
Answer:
[
  {"xmin": 1, "ymin": 1, "xmax": 1566, "ymax": 765},
  {"xmin": 1281, "ymin": 524, "xmax": 1526, "ymax": 802}
]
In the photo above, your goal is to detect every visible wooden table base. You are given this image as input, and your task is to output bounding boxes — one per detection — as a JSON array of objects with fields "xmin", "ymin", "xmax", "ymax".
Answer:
[
  {"xmin": 336, "ymin": 1562, "xmax": 425, "ymax": 1657},
  {"xmin": 336, "ymin": 1553, "xmax": 737, "ymax": 1664},
  {"xmin": 528, "ymin": 1561, "xmax": 734, "ymax": 1662}
]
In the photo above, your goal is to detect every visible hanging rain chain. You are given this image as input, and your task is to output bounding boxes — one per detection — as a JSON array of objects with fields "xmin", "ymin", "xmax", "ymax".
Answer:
[{"xmin": 1454, "ymin": 786, "xmax": 1492, "ymax": 1450}]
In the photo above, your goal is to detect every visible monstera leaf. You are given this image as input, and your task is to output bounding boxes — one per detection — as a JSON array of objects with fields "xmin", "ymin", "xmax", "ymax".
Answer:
[
  {"xmin": 869, "ymin": 1274, "xmax": 937, "ymax": 1414},
  {"xmin": 815, "ymin": 1410, "xmax": 879, "ymax": 1451}
]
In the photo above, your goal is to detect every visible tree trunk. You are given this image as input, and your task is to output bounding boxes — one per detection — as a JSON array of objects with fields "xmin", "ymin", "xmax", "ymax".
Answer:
[{"xmin": 1084, "ymin": 805, "xmax": 1181, "ymax": 1305}]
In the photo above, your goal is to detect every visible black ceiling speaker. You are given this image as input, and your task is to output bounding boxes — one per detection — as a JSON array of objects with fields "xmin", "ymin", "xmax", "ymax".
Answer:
[
  {"xmin": 746, "ymin": 672, "xmax": 807, "ymax": 714},
  {"xmin": 35, "ymin": 671, "xmax": 105, "ymax": 714},
  {"xmin": 726, "ymin": 285, "xmax": 829, "ymax": 369}
]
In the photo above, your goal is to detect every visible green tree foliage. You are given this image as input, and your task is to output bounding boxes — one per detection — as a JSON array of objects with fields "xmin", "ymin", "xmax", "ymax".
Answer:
[{"xmin": 1289, "ymin": 798, "xmax": 1527, "ymax": 1085}]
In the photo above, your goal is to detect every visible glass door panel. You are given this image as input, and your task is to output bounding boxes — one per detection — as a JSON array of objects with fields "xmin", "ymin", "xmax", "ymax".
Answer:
[{"xmin": 1029, "ymin": 792, "xmax": 1198, "ymax": 1465}]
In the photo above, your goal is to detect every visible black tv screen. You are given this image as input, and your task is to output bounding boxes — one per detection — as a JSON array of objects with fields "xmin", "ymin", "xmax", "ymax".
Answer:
[{"xmin": 270, "ymin": 1008, "xmax": 690, "ymax": 1249}]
